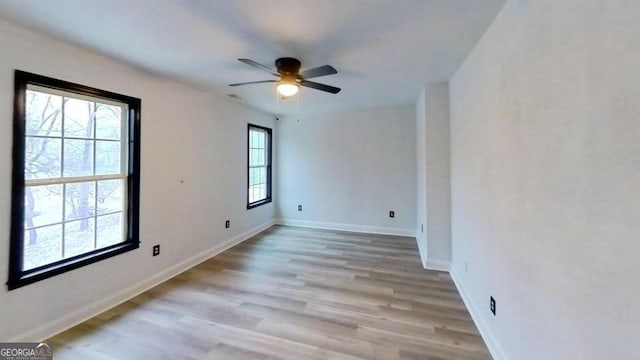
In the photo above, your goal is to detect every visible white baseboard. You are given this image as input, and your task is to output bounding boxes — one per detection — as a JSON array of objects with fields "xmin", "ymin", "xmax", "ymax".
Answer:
[
  {"xmin": 275, "ymin": 218, "xmax": 416, "ymax": 237},
  {"xmin": 11, "ymin": 220, "xmax": 275, "ymax": 343},
  {"xmin": 450, "ymin": 266, "xmax": 507, "ymax": 360},
  {"xmin": 415, "ymin": 236, "xmax": 428, "ymax": 268},
  {"xmin": 424, "ymin": 259, "xmax": 451, "ymax": 272},
  {"xmin": 414, "ymin": 236, "xmax": 450, "ymax": 272}
]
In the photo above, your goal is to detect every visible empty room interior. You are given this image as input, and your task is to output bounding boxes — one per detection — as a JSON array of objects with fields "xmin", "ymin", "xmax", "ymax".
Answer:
[{"xmin": 0, "ymin": 1, "xmax": 638, "ymax": 359}]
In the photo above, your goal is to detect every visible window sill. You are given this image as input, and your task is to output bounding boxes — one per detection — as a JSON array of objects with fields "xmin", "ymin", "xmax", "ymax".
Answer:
[
  {"xmin": 7, "ymin": 241, "xmax": 139, "ymax": 290},
  {"xmin": 247, "ymin": 198, "xmax": 272, "ymax": 210}
]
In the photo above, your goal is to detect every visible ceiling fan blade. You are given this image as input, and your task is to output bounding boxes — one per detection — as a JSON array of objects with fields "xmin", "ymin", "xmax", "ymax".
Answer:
[
  {"xmin": 300, "ymin": 80, "xmax": 341, "ymax": 94},
  {"xmin": 299, "ymin": 65, "xmax": 337, "ymax": 79},
  {"xmin": 238, "ymin": 58, "xmax": 279, "ymax": 77},
  {"xmin": 229, "ymin": 80, "xmax": 277, "ymax": 87}
]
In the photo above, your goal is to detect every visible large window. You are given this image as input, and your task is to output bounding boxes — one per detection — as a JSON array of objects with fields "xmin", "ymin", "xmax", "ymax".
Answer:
[
  {"xmin": 247, "ymin": 124, "xmax": 272, "ymax": 208},
  {"xmin": 8, "ymin": 70, "xmax": 141, "ymax": 289}
]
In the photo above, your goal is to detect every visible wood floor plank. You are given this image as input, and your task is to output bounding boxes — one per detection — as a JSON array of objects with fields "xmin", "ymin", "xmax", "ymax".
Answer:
[{"xmin": 49, "ymin": 225, "xmax": 491, "ymax": 359}]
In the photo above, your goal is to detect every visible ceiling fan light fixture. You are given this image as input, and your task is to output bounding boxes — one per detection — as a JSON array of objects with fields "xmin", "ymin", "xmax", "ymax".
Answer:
[{"xmin": 277, "ymin": 82, "xmax": 299, "ymax": 97}]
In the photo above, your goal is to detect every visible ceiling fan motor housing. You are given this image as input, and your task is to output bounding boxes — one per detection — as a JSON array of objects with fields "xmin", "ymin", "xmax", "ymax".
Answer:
[{"xmin": 276, "ymin": 57, "xmax": 302, "ymax": 78}]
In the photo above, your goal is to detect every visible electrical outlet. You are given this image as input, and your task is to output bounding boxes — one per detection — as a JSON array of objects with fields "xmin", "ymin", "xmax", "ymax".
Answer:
[
  {"xmin": 389, "ymin": 211, "xmax": 395, "ymax": 218},
  {"xmin": 421, "ymin": 224, "xmax": 424, "ymax": 233},
  {"xmin": 465, "ymin": 262, "xmax": 469, "ymax": 272},
  {"xmin": 225, "ymin": 220, "xmax": 230, "ymax": 229},
  {"xmin": 153, "ymin": 245, "xmax": 160, "ymax": 257},
  {"xmin": 298, "ymin": 205, "xmax": 302, "ymax": 211},
  {"xmin": 490, "ymin": 296, "xmax": 496, "ymax": 315}
]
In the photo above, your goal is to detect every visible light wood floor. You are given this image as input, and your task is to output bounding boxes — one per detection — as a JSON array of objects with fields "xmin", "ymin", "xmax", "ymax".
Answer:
[{"xmin": 50, "ymin": 226, "xmax": 491, "ymax": 360}]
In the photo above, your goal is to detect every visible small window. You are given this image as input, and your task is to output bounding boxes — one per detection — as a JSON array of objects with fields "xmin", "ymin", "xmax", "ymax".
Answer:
[
  {"xmin": 247, "ymin": 124, "xmax": 272, "ymax": 209},
  {"xmin": 8, "ymin": 70, "xmax": 141, "ymax": 289}
]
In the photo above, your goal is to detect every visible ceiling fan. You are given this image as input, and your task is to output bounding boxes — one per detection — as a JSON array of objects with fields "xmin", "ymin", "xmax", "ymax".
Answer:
[{"xmin": 229, "ymin": 57, "xmax": 341, "ymax": 97}]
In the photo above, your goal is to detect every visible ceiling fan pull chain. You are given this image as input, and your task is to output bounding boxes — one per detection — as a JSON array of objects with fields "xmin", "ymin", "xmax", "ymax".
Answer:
[{"xmin": 297, "ymin": 92, "xmax": 300, "ymax": 121}]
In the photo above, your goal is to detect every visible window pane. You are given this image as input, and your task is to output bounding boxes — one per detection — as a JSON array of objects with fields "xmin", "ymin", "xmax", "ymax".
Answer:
[
  {"xmin": 97, "ymin": 179, "xmax": 123, "ymax": 214},
  {"xmin": 259, "ymin": 184, "xmax": 266, "ymax": 201},
  {"xmin": 65, "ymin": 182, "xmax": 96, "ymax": 221},
  {"xmin": 258, "ymin": 131, "xmax": 265, "ymax": 148},
  {"xmin": 25, "ymin": 137, "xmax": 61, "ymax": 179},
  {"xmin": 63, "ymin": 139, "xmax": 94, "ymax": 177},
  {"xmin": 64, "ymin": 98, "xmax": 94, "ymax": 138},
  {"xmin": 250, "ymin": 130, "xmax": 258, "ymax": 147},
  {"xmin": 23, "ymin": 224, "xmax": 62, "ymax": 270},
  {"xmin": 96, "ymin": 212, "xmax": 123, "ymax": 248},
  {"xmin": 26, "ymin": 90, "xmax": 62, "ymax": 137},
  {"xmin": 25, "ymin": 185, "xmax": 62, "ymax": 228},
  {"xmin": 249, "ymin": 183, "xmax": 267, "ymax": 204},
  {"xmin": 249, "ymin": 168, "xmax": 257, "ymax": 186},
  {"xmin": 95, "ymin": 103, "xmax": 122, "ymax": 140},
  {"xmin": 249, "ymin": 185, "xmax": 256, "ymax": 203},
  {"xmin": 64, "ymin": 218, "xmax": 95, "ymax": 258},
  {"xmin": 254, "ymin": 149, "xmax": 264, "ymax": 166},
  {"xmin": 250, "ymin": 168, "xmax": 257, "ymax": 186},
  {"xmin": 95, "ymin": 141, "xmax": 121, "ymax": 175},
  {"xmin": 259, "ymin": 167, "xmax": 266, "ymax": 184},
  {"xmin": 251, "ymin": 131, "xmax": 258, "ymax": 147}
]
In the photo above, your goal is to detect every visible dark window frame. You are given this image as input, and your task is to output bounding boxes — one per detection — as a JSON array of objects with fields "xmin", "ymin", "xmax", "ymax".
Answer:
[
  {"xmin": 247, "ymin": 124, "xmax": 272, "ymax": 209},
  {"xmin": 8, "ymin": 70, "xmax": 141, "ymax": 290}
]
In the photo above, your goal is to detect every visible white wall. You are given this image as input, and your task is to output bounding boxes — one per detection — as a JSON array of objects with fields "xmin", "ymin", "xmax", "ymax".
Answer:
[
  {"xmin": 416, "ymin": 84, "xmax": 451, "ymax": 270},
  {"xmin": 0, "ymin": 18, "xmax": 275, "ymax": 341},
  {"xmin": 449, "ymin": 1, "xmax": 640, "ymax": 359},
  {"xmin": 276, "ymin": 106, "xmax": 416, "ymax": 236}
]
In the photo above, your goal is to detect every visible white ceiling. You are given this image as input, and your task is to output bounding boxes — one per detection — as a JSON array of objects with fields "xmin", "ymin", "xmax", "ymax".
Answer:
[{"xmin": 0, "ymin": 0, "xmax": 504, "ymax": 116}]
